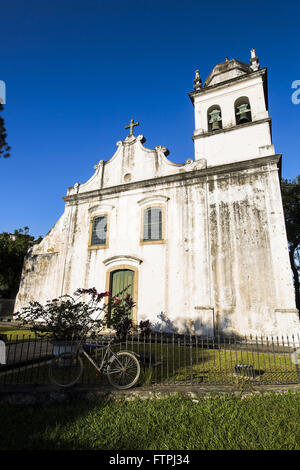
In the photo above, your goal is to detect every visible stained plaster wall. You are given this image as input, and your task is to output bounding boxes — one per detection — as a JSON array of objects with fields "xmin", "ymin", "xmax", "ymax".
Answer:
[{"xmin": 14, "ymin": 138, "xmax": 299, "ymax": 336}]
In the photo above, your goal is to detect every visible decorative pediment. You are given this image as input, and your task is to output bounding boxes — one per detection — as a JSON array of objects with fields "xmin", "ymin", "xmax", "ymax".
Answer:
[
  {"xmin": 137, "ymin": 195, "xmax": 170, "ymax": 206},
  {"xmin": 65, "ymin": 132, "xmax": 206, "ymax": 198},
  {"xmin": 103, "ymin": 255, "xmax": 143, "ymax": 268},
  {"xmin": 88, "ymin": 203, "xmax": 115, "ymax": 213}
]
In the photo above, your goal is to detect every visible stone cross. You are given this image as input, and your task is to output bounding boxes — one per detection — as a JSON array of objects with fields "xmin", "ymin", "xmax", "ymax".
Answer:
[{"xmin": 125, "ymin": 119, "xmax": 139, "ymax": 136}]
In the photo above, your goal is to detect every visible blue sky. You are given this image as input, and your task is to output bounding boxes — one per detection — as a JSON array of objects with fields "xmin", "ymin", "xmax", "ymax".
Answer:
[{"xmin": 1, "ymin": 0, "xmax": 300, "ymax": 239}]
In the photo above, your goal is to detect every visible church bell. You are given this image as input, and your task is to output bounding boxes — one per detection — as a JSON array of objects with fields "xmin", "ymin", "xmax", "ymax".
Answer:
[
  {"xmin": 236, "ymin": 103, "xmax": 251, "ymax": 124},
  {"xmin": 208, "ymin": 108, "xmax": 222, "ymax": 130}
]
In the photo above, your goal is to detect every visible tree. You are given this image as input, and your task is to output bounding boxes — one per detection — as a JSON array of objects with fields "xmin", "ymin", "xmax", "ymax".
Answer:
[
  {"xmin": 0, "ymin": 103, "xmax": 11, "ymax": 159},
  {"xmin": 281, "ymin": 176, "xmax": 300, "ymax": 312},
  {"xmin": 0, "ymin": 227, "xmax": 42, "ymax": 298}
]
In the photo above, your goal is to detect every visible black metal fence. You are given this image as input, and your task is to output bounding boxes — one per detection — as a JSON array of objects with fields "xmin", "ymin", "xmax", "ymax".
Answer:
[{"xmin": 0, "ymin": 331, "xmax": 299, "ymax": 387}]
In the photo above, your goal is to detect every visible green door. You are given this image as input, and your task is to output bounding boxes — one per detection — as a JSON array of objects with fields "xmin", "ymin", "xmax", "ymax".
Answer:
[{"xmin": 109, "ymin": 269, "xmax": 134, "ymax": 318}]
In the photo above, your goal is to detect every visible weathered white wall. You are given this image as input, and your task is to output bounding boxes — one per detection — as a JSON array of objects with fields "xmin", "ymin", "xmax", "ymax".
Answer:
[
  {"xmin": 194, "ymin": 122, "xmax": 273, "ymax": 166},
  {"xmin": 207, "ymin": 162, "xmax": 298, "ymax": 336},
  {"xmin": 14, "ymin": 54, "xmax": 300, "ymax": 338},
  {"xmin": 14, "ymin": 135, "xmax": 299, "ymax": 337}
]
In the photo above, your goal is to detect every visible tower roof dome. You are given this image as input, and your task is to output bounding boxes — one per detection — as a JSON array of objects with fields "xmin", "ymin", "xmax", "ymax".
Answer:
[{"xmin": 204, "ymin": 58, "xmax": 252, "ymax": 87}]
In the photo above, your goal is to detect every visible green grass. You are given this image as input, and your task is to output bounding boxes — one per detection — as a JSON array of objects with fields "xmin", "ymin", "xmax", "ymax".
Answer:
[
  {"xmin": 126, "ymin": 342, "xmax": 299, "ymax": 385},
  {"xmin": 0, "ymin": 392, "xmax": 299, "ymax": 450},
  {"xmin": 0, "ymin": 326, "xmax": 42, "ymax": 340}
]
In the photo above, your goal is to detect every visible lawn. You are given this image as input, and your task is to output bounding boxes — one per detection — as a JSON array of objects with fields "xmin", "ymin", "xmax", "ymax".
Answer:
[
  {"xmin": 0, "ymin": 326, "xmax": 41, "ymax": 340},
  {"xmin": 0, "ymin": 392, "xmax": 299, "ymax": 450},
  {"xmin": 127, "ymin": 341, "xmax": 299, "ymax": 385}
]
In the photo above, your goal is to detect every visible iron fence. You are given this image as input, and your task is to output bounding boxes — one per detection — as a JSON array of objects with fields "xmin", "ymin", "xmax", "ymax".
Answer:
[{"xmin": 0, "ymin": 331, "xmax": 299, "ymax": 387}]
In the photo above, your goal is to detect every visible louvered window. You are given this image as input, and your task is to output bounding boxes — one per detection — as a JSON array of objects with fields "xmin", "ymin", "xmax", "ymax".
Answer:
[
  {"xmin": 143, "ymin": 206, "xmax": 162, "ymax": 241},
  {"xmin": 90, "ymin": 215, "xmax": 107, "ymax": 246}
]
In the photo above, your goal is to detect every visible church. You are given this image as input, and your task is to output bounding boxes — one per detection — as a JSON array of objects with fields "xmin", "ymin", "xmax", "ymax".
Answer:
[{"xmin": 15, "ymin": 50, "xmax": 299, "ymax": 337}]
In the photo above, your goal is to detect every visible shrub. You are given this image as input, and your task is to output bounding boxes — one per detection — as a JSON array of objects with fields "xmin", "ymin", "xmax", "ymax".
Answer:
[
  {"xmin": 139, "ymin": 320, "xmax": 152, "ymax": 337},
  {"xmin": 15, "ymin": 287, "xmax": 152, "ymax": 343},
  {"xmin": 106, "ymin": 293, "xmax": 135, "ymax": 341},
  {"xmin": 14, "ymin": 288, "xmax": 109, "ymax": 341}
]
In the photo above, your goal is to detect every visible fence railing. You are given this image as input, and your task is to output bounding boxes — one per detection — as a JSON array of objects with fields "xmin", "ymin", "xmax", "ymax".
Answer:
[{"xmin": 0, "ymin": 332, "xmax": 299, "ymax": 387}]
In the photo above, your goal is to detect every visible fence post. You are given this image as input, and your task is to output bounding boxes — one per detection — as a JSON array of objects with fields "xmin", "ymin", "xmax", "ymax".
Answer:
[
  {"xmin": 190, "ymin": 334, "xmax": 193, "ymax": 385},
  {"xmin": 292, "ymin": 334, "xmax": 300, "ymax": 384}
]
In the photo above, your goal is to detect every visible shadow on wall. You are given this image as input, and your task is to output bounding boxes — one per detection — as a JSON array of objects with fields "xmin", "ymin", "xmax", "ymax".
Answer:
[
  {"xmin": 152, "ymin": 312, "xmax": 244, "ymax": 340},
  {"xmin": 152, "ymin": 312, "xmax": 214, "ymax": 336}
]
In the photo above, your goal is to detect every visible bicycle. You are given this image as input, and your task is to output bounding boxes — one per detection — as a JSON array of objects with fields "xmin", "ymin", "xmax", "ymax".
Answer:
[{"xmin": 49, "ymin": 338, "xmax": 141, "ymax": 389}]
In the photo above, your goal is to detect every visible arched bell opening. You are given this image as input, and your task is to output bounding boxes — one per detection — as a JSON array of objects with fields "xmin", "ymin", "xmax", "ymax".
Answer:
[
  {"xmin": 207, "ymin": 105, "xmax": 222, "ymax": 131},
  {"xmin": 235, "ymin": 96, "xmax": 252, "ymax": 125}
]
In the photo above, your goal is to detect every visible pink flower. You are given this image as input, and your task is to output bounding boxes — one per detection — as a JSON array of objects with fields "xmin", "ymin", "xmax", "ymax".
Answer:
[{"xmin": 97, "ymin": 291, "xmax": 111, "ymax": 301}]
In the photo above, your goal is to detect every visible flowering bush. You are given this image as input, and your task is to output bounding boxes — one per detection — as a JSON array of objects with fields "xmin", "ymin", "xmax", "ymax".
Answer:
[
  {"xmin": 15, "ymin": 288, "xmax": 110, "ymax": 341},
  {"xmin": 15, "ymin": 287, "xmax": 152, "ymax": 342},
  {"xmin": 107, "ymin": 295, "xmax": 153, "ymax": 340},
  {"xmin": 107, "ymin": 293, "xmax": 135, "ymax": 340}
]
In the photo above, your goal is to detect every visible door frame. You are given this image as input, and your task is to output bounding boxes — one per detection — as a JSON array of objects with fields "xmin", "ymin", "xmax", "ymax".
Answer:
[{"xmin": 105, "ymin": 264, "xmax": 139, "ymax": 325}]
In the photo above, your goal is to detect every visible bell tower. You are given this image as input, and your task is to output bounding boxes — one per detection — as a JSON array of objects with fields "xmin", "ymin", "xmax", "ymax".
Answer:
[{"xmin": 189, "ymin": 50, "xmax": 275, "ymax": 166}]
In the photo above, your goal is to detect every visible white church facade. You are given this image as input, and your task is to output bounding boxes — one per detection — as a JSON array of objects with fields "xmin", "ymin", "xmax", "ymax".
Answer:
[{"xmin": 15, "ymin": 50, "xmax": 299, "ymax": 337}]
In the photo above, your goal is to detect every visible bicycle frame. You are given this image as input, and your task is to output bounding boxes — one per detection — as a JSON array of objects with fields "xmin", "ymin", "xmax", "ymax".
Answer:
[{"xmin": 79, "ymin": 340, "xmax": 126, "ymax": 375}]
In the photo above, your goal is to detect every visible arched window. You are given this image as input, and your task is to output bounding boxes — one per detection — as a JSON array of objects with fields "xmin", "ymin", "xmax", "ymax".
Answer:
[
  {"xmin": 235, "ymin": 96, "xmax": 252, "ymax": 125},
  {"xmin": 138, "ymin": 196, "xmax": 168, "ymax": 245},
  {"xmin": 207, "ymin": 105, "xmax": 222, "ymax": 131},
  {"xmin": 143, "ymin": 206, "xmax": 163, "ymax": 242},
  {"xmin": 89, "ymin": 213, "xmax": 109, "ymax": 248}
]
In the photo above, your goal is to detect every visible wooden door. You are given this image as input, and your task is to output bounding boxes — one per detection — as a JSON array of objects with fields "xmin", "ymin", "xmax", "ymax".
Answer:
[{"xmin": 109, "ymin": 269, "xmax": 134, "ymax": 318}]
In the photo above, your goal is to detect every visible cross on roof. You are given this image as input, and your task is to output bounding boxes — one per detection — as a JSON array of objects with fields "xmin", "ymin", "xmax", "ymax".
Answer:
[{"xmin": 125, "ymin": 119, "xmax": 139, "ymax": 136}]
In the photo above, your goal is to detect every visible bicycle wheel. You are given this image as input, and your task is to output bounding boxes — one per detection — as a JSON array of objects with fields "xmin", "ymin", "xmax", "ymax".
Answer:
[
  {"xmin": 49, "ymin": 352, "xmax": 83, "ymax": 387},
  {"xmin": 107, "ymin": 351, "xmax": 140, "ymax": 389}
]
